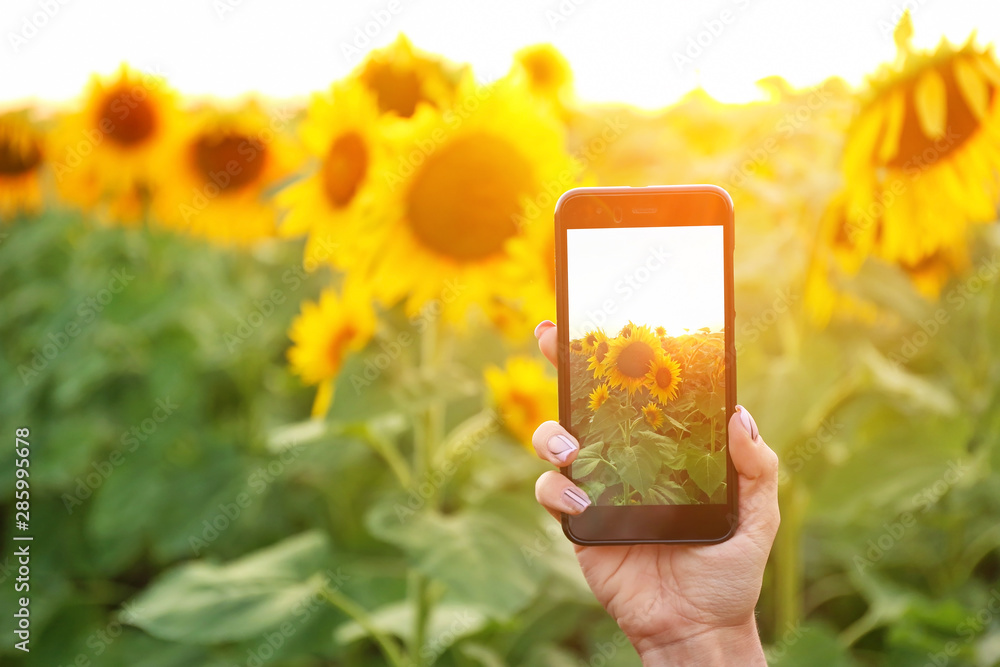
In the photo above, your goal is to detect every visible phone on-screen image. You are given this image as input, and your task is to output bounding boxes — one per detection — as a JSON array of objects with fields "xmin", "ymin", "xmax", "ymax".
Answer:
[{"xmin": 554, "ymin": 185, "xmax": 737, "ymax": 545}]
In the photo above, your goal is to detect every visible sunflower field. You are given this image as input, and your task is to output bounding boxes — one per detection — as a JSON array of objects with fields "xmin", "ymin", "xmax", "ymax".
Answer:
[
  {"xmin": 568, "ymin": 323, "xmax": 727, "ymax": 506},
  {"xmin": 3, "ymin": 14, "xmax": 1000, "ymax": 666}
]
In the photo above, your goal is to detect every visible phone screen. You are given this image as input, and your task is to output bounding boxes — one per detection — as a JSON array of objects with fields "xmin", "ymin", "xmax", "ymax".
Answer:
[{"xmin": 565, "ymin": 224, "xmax": 727, "ymax": 506}]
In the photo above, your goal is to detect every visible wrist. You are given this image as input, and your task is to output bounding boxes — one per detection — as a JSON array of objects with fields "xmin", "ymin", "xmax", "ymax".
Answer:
[{"xmin": 634, "ymin": 617, "xmax": 766, "ymax": 667}]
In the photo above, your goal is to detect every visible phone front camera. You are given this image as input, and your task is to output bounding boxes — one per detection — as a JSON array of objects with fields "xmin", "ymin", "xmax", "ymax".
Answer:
[{"xmin": 613, "ymin": 207, "xmax": 623, "ymax": 223}]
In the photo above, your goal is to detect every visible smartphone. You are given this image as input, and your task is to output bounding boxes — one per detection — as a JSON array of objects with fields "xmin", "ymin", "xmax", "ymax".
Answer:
[{"xmin": 554, "ymin": 185, "xmax": 737, "ymax": 545}]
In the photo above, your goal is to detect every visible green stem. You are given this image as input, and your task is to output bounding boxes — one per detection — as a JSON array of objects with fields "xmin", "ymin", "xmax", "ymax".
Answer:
[
  {"xmin": 410, "ymin": 571, "xmax": 430, "ymax": 667},
  {"xmin": 710, "ymin": 417, "xmax": 716, "ymax": 454},
  {"xmin": 364, "ymin": 428, "xmax": 412, "ymax": 489},
  {"xmin": 409, "ymin": 319, "xmax": 444, "ymax": 665},
  {"xmin": 319, "ymin": 585, "xmax": 406, "ymax": 667},
  {"xmin": 775, "ymin": 476, "xmax": 804, "ymax": 634}
]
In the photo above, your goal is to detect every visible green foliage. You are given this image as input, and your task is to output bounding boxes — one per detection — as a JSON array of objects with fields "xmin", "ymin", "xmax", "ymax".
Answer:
[
  {"xmin": 3, "ymin": 212, "xmax": 1000, "ymax": 666},
  {"xmin": 567, "ymin": 329, "xmax": 728, "ymax": 505}
]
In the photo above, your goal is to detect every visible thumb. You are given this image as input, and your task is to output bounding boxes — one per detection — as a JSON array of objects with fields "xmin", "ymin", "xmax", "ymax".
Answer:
[{"xmin": 728, "ymin": 405, "xmax": 780, "ymax": 550}]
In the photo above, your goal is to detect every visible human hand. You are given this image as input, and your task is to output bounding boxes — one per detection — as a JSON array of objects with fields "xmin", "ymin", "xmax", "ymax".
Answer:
[{"xmin": 531, "ymin": 320, "xmax": 780, "ymax": 666}]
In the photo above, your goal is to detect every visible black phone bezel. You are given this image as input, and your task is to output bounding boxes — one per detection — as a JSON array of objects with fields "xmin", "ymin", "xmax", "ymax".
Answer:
[{"xmin": 554, "ymin": 185, "xmax": 737, "ymax": 546}]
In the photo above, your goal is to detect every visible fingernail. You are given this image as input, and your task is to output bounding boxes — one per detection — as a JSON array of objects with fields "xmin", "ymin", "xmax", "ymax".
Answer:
[
  {"xmin": 534, "ymin": 320, "xmax": 555, "ymax": 339},
  {"xmin": 563, "ymin": 487, "xmax": 591, "ymax": 512},
  {"xmin": 549, "ymin": 434, "xmax": 578, "ymax": 464},
  {"xmin": 736, "ymin": 405, "xmax": 759, "ymax": 441}
]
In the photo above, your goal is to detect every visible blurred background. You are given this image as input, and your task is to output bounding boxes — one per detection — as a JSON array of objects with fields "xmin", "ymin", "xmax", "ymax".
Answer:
[{"xmin": 2, "ymin": 1, "xmax": 1000, "ymax": 665}]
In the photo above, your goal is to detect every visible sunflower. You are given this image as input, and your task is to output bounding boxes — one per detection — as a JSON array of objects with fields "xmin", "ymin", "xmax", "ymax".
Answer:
[
  {"xmin": 604, "ymin": 324, "xmax": 661, "ymax": 394},
  {"xmin": 654, "ymin": 326, "xmax": 666, "ymax": 337},
  {"xmin": 645, "ymin": 353, "xmax": 682, "ymax": 404},
  {"xmin": 51, "ymin": 64, "xmax": 180, "ymax": 224},
  {"xmin": 583, "ymin": 329, "xmax": 608, "ymax": 355},
  {"xmin": 837, "ymin": 19, "xmax": 1000, "ymax": 270},
  {"xmin": 570, "ymin": 339, "xmax": 586, "ymax": 355},
  {"xmin": 901, "ymin": 244, "xmax": 968, "ymax": 297},
  {"xmin": 355, "ymin": 34, "xmax": 459, "ymax": 119},
  {"xmin": 278, "ymin": 81, "xmax": 393, "ymax": 268},
  {"xmin": 618, "ymin": 322, "xmax": 634, "ymax": 338},
  {"xmin": 155, "ymin": 100, "xmax": 298, "ymax": 245},
  {"xmin": 588, "ymin": 383, "xmax": 610, "ymax": 412},
  {"xmin": 642, "ymin": 402, "xmax": 664, "ymax": 429},
  {"xmin": 287, "ymin": 282, "xmax": 377, "ymax": 416},
  {"xmin": 364, "ymin": 75, "xmax": 576, "ymax": 325},
  {"xmin": 485, "ymin": 356, "xmax": 558, "ymax": 448},
  {"xmin": 510, "ymin": 44, "xmax": 574, "ymax": 111},
  {"xmin": 0, "ymin": 111, "xmax": 44, "ymax": 221},
  {"xmin": 587, "ymin": 337, "xmax": 612, "ymax": 377}
]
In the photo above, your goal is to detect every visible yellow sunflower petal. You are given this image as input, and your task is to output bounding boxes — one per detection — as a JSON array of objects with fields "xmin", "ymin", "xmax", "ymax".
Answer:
[
  {"xmin": 913, "ymin": 68, "xmax": 947, "ymax": 140},
  {"xmin": 954, "ymin": 57, "xmax": 990, "ymax": 121},
  {"xmin": 877, "ymin": 89, "xmax": 905, "ymax": 163}
]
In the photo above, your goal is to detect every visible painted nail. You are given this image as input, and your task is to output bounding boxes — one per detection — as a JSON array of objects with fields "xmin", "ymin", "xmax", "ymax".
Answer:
[
  {"xmin": 563, "ymin": 487, "xmax": 591, "ymax": 512},
  {"xmin": 736, "ymin": 405, "xmax": 759, "ymax": 441},
  {"xmin": 549, "ymin": 434, "xmax": 578, "ymax": 464},
  {"xmin": 534, "ymin": 320, "xmax": 555, "ymax": 339}
]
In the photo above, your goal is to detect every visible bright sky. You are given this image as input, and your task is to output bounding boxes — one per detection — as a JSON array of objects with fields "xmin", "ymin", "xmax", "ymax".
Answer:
[
  {"xmin": 566, "ymin": 226, "xmax": 724, "ymax": 339},
  {"xmin": 1, "ymin": 0, "xmax": 997, "ymax": 110}
]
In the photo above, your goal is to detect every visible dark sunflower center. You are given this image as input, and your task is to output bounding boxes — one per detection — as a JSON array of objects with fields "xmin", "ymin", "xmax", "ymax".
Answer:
[
  {"xmin": 98, "ymin": 86, "xmax": 158, "ymax": 146},
  {"xmin": 509, "ymin": 389, "xmax": 541, "ymax": 422},
  {"xmin": 0, "ymin": 135, "xmax": 42, "ymax": 175},
  {"xmin": 192, "ymin": 133, "xmax": 267, "ymax": 192},
  {"xmin": 328, "ymin": 325, "xmax": 358, "ymax": 368},
  {"xmin": 595, "ymin": 341, "xmax": 609, "ymax": 363},
  {"xmin": 886, "ymin": 56, "xmax": 995, "ymax": 169},
  {"xmin": 406, "ymin": 132, "xmax": 534, "ymax": 262},
  {"xmin": 361, "ymin": 64, "xmax": 427, "ymax": 118},
  {"xmin": 901, "ymin": 252, "xmax": 941, "ymax": 275},
  {"xmin": 571, "ymin": 340, "xmax": 583, "ymax": 352},
  {"xmin": 655, "ymin": 366, "xmax": 674, "ymax": 388},
  {"xmin": 323, "ymin": 132, "xmax": 368, "ymax": 208},
  {"xmin": 584, "ymin": 333, "xmax": 597, "ymax": 347},
  {"xmin": 526, "ymin": 57, "xmax": 555, "ymax": 88},
  {"xmin": 616, "ymin": 342, "xmax": 655, "ymax": 378}
]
